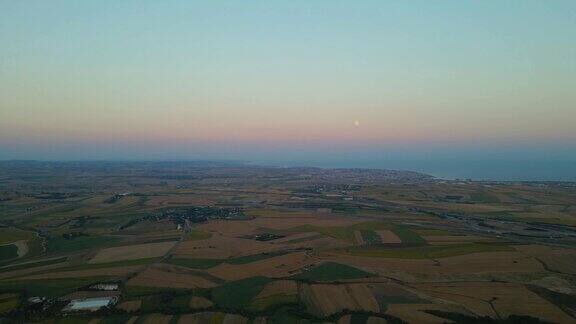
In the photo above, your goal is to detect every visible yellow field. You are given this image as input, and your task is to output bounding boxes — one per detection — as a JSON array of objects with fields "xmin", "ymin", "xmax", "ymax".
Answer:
[
  {"xmin": 127, "ymin": 265, "xmax": 219, "ymax": 289},
  {"xmin": 300, "ymin": 284, "xmax": 379, "ymax": 316},
  {"xmin": 88, "ymin": 241, "xmax": 176, "ymax": 264}
]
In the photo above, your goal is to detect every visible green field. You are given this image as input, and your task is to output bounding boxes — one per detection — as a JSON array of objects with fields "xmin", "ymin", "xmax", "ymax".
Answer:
[
  {"xmin": 167, "ymin": 294, "xmax": 192, "ymax": 312},
  {"xmin": 291, "ymin": 262, "xmax": 374, "ymax": 281},
  {"xmin": 473, "ymin": 211, "xmax": 576, "ymax": 227},
  {"xmin": 0, "ymin": 244, "xmax": 18, "ymax": 262},
  {"xmin": 54, "ymin": 316, "xmax": 93, "ymax": 324},
  {"xmin": 248, "ymin": 294, "xmax": 299, "ymax": 312},
  {"xmin": 0, "ymin": 277, "xmax": 108, "ymax": 297},
  {"xmin": 185, "ymin": 228, "xmax": 212, "ymax": 241},
  {"xmin": 46, "ymin": 235, "xmax": 121, "ymax": 253},
  {"xmin": 265, "ymin": 305, "xmax": 313, "ymax": 323},
  {"xmin": 98, "ymin": 315, "xmax": 134, "ymax": 324},
  {"xmin": 470, "ymin": 191, "xmax": 501, "ymax": 203},
  {"xmin": 349, "ymin": 314, "xmax": 371, "ymax": 324},
  {"xmin": 344, "ymin": 243, "xmax": 512, "ymax": 259},
  {"xmin": 211, "ymin": 276, "xmax": 271, "ymax": 308},
  {"xmin": 165, "ymin": 257, "xmax": 224, "ymax": 269}
]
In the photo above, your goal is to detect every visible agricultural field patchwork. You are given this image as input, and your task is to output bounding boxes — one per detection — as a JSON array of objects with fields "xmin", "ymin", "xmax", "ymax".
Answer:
[{"xmin": 0, "ymin": 161, "xmax": 575, "ymax": 323}]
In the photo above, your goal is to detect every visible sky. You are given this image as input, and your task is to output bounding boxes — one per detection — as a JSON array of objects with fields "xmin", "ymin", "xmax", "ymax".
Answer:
[{"xmin": 1, "ymin": 1, "xmax": 575, "ymax": 179}]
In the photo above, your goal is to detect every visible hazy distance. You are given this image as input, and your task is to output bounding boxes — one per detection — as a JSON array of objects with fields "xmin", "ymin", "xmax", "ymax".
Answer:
[{"xmin": 1, "ymin": 1, "xmax": 575, "ymax": 180}]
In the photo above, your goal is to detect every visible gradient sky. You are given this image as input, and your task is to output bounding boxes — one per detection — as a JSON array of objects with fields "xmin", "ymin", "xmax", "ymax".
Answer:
[{"xmin": 1, "ymin": 1, "xmax": 575, "ymax": 176}]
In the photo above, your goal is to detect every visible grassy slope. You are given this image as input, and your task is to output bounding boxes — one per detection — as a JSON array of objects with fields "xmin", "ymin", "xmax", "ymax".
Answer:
[
  {"xmin": 291, "ymin": 262, "xmax": 374, "ymax": 281},
  {"xmin": 211, "ymin": 276, "xmax": 271, "ymax": 308}
]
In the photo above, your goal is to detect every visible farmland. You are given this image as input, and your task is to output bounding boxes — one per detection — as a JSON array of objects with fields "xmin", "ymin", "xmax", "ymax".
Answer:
[
  {"xmin": 291, "ymin": 262, "xmax": 375, "ymax": 281},
  {"xmin": 342, "ymin": 242, "xmax": 513, "ymax": 259},
  {"xmin": 0, "ymin": 161, "xmax": 575, "ymax": 323}
]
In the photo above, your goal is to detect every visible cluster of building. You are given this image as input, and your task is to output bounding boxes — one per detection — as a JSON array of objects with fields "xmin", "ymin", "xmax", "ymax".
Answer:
[
  {"xmin": 119, "ymin": 206, "xmax": 245, "ymax": 231},
  {"xmin": 164, "ymin": 206, "xmax": 245, "ymax": 226},
  {"xmin": 22, "ymin": 282, "xmax": 121, "ymax": 319},
  {"xmin": 61, "ymin": 282, "xmax": 120, "ymax": 312}
]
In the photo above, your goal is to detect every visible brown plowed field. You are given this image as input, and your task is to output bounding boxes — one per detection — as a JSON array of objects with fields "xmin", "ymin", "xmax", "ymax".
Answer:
[{"xmin": 412, "ymin": 281, "xmax": 574, "ymax": 323}]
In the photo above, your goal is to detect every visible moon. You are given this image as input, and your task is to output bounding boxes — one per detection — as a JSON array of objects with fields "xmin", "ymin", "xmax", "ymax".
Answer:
[{"xmin": 354, "ymin": 120, "xmax": 360, "ymax": 127}]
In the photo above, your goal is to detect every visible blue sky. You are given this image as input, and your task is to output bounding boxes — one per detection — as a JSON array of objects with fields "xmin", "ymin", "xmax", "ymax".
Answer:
[{"xmin": 1, "ymin": 1, "xmax": 575, "ymax": 179}]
